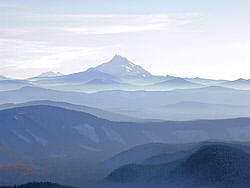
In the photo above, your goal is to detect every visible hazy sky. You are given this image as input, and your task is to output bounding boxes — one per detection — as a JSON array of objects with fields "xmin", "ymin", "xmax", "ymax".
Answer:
[{"xmin": 0, "ymin": 0, "xmax": 250, "ymax": 79}]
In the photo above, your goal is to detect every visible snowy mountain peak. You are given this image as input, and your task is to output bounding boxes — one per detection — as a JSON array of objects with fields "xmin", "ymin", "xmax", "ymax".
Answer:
[
  {"xmin": 95, "ymin": 55, "xmax": 152, "ymax": 78},
  {"xmin": 112, "ymin": 54, "xmax": 129, "ymax": 62},
  {"xmin": 235, "ymin": 78, "xmax": 248, "ymax": 82}
]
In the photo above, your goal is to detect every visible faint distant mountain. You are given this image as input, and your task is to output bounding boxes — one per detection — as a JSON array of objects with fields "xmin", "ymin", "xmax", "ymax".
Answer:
[
  {"xmin": 29, "ymin": 70, "xmax": 120, "ymax": 93},
  {"xmin": 176, "ymin": 85, "xmax": 237, "ymax": 92},
  {"xmin": 0, "ymin": 80, "xmax": 32, "ymax": 91},
  {"xmin": 219, "ymin": 78, "xmax": 250, "ymax": 89},
  {"xmin": 151, "ymin": 78, "xmax": 203, "ymax": 89},
  {"xmin": 54, "ymin": 68, "xmax": 118, "ymax": 83},
  {"xmin": 0, "ymin": 75, "xmax": 8, "ymax": 80},
  {"xmin": 186, "ymin": 77, "xmax": 227, "ymax": 86},
  {"xmin": 95, "ymin": 55, "xmax": 152, "ymax": 78},
  {"xmin": 37, "ymin": 72, "xmax": 64, "ymax": 78},
  {"xmin": 161, "ymin": 101, "xmax": 250, "ymax": 119},
  {"xmin": 228, "ymin": 78, "xmax": 250, "ymax": 84},
  {"xmin": 0, "ymin": 100, "xmax": 139, "ymax": 122},
  {"xmin": 28, "ymin": 72, "xmax": 64, "ymax": 82},
  {"xmin": 100, "ymin": 144, "xmax": 250, "ymax": 188},
  {"xmin": 164, "ymin": 101, "xmax": 250, "ymax": 109}
]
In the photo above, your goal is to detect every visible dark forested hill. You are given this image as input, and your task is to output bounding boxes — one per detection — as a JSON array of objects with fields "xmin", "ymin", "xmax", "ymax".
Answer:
[
  {"xmin": 0, "ymin": 182, "xmax": 73, "ymax": 188},
  {"xmin": 100, "ymin": 144, "xmax": 250, "ymax": 188}
]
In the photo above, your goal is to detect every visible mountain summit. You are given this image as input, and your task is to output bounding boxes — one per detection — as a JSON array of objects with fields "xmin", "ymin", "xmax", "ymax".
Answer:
[{"xmin": 95, "ymin": 55, "xmax": 152, "ymax": 78}]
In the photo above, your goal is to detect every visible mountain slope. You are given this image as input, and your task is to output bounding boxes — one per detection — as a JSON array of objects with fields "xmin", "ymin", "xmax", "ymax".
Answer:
[
  {"xmin": 60, "ymin": 68, "xmax": 118, "ymax": 82},
  {"xmin": 152, "ymin": 78, "xmax": 203, "ymax": 89},
  {"xmin": 219, "ymin": 78, "xmax": 250, "ymax": 89},
  {"xmin": 0, "ymin": 105, "xmax": 126, "ymax": 160},
  {"xmin": 96, "ymin": 55, "xmax": 152, "ymax": 78},
  {"xmin": 33, "ymin": 68, "xmax": 118, "ymax": 85}
]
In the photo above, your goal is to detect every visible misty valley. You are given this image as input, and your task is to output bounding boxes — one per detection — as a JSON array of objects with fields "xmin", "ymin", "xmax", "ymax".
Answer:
[
  {"xmin": 0, "ymin": 56, "xmax": 250, "ymax": 187},
  {"xmin": 1, "ymin": 0, "xmax": 250, "ymax": 186}
]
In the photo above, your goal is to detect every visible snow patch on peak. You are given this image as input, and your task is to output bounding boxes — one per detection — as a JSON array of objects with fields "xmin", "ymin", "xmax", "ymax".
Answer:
[
  {"xmin": 95, "ymin": 55, "xmax": 151, "ymax": 78},
  {"xmin": 122, "ymin": 65, "xmax": 133, "ymax": 72}
]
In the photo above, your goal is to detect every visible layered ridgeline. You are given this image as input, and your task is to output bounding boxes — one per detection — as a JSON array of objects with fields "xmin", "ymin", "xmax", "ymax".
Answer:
[
  {"xmin": 0, "ymin": 80, "xmax": 32, "ymax": 91},
  {"xmin": 0, "ymin": 100, "xmax": 138, "ymax": 122},
  {"xmin": 1, "ymin": 105, "xmax": 250, "ymax": 187},
  {"xmin": 2, "ymin": 55, "xmax": 250, "ymax": 92},
  {"xmin": 1, "ymin": 86, "xmax": 250, "ymax": 121},
  {"xmin": 100, "ymin": 143, "xmax": 250, "ymax": 188}
]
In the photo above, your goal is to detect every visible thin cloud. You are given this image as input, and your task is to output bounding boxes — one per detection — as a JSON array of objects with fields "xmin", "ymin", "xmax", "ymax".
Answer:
[
  {"xmin": 0, "ymin": 39, "xmax": 119, "ymax": 78},
  {"xmin": 0, "ymin": 13, "xmax": 204, "ymax": 78},
  {"xmin": 64, "ymin": 23, "xmax": 167, "ymax": 35}
]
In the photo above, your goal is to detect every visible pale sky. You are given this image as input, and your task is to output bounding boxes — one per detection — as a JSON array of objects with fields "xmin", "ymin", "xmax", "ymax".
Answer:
[{"xmin": 0, "ymin": 0, "xmax": 250, "ymax": 79}]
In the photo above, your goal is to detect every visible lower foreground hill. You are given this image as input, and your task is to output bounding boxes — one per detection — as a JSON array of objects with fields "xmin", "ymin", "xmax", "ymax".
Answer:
[
  {"xmin": 2, "ymin": 105, "xmax": 250, "ymax": 187},
  {"xmin": 100, "ymin": 144, "xmax": 250, "ymax": 188}
]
